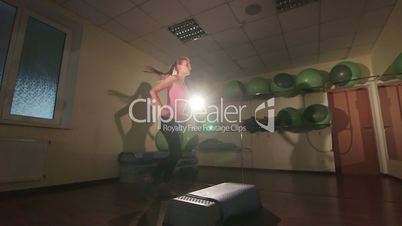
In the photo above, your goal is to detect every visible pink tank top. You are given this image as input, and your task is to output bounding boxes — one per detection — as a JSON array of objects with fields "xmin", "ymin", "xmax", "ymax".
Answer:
[{"xmin": 165, "ymin": 81, "xmax": 188, "ymax": 121}]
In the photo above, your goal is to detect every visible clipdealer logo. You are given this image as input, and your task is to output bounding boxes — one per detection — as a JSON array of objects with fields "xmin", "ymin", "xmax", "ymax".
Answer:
[
  {"xmin": 128, "ymin": 98, "xmax": 275, "ymax": 132},
  {"xmin": 255, "ymin": 98, "xmax": 275, "ymax": 132}
]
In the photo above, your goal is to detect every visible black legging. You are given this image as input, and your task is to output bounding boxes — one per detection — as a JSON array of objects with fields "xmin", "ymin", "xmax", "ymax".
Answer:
[{"xmin": 152, "ymin": 120, "xmax": 182, "ymax": 183}]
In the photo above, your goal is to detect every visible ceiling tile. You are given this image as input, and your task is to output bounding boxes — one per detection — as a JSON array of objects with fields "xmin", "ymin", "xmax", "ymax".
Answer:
[
  {"xmin": 365, "ymin": 0, "xmax": 396, "ymax": 11},
  {"xmin": 186, "ymin": 56, "xmax": 209, "ymax": 72},
  {"xmin": 185, "ymin": 37, "xmax": 221, "ymax": 56},
  {"xmin": 260, "ymin": 49, "xmax": 290, "ymax": 66},
  {"xmin": 279, "ymin": 2, "xmax": 319, "ymax": 32},
  {"xmin": 359, "ymin": 6, "xmax": 393, "ymax": 32},
  {"xmin": 320, "ymin": 35, "xmax": 354, "ymax": 52},
  {"xmin": 222, "ymin": 70, "xmax": 244, "ymax": 80},
  {"xmin": 284, "ymin": 25, "xmax": 318, "ymax": 47},
  {"xmin": 150, "ymin": 51, "xmax": 175, "ymax": 65},
  {"xmin": 252, "ymin": 34, "xmax": 286, "ymax": 54},
  {"xmin": 348, "ymin": 45, "xmax": 373, "ymax": 57},
  {"xmin": 225, "ymin": 43, "xmax": 256, "ymax": 60},
  {"xmin": 84, "ymin": 0, "xmax": 135, "ymax": 17},
  {"xmin": 129, "ymin": 38, "xmax": 160, "ymax": 55},
  {"xmin": 195, "ymin": 4, "xmax": 240, "ymax": 34},
  {"xmin": 261, "ymin": 53, "xmax": 292, "ymax": 71},
  {"xmin": 214, "ymin": 62, "xmax": 241, "ymax": 75},
  {"xmin": 199, "ymin": 50, "xmax": 233, "ymax": 66},
  {"xmin": 64, "ymin": 0, "xmax": 110, "ymax": 25},
  {"xmin": 180, "ymin": 0, "xmax": 225, "ymax": 15},
  {"xmin": 115, "ymin": 7, "xmax": 161, "ymax": 36},
  {"xmin": 320, "ymin": 17, "xmax": 359, "ymax": 40},
  {"xmin": 55, "ymin": 0, "xmax": 67, "ymax": 4},
  {"xmin": 353, "ymin": 28, "xmax": 383, "ymax": 47},
  {"xmin": 164, "ymin": 44, "xmax": 193, "ymax": 59},
  {"xmin": 266, "ymin": 63, "xmax": 289, "ymax": 73},
  {"xmin": 237, "ymin": 55, "xmax": 264, "ymax": 70},
  {"xmin": 291, "ymin": 55, "xmax": 318, "ymax": 67},
  {"xmin": 288, "ymin": 42, "xmax": 318, "ymax": 58},
  {"xmin": 132, "ymin": 0, "xmax": 149, "ymax": 5},
  {"xmin": 212, "ymin": 27, "xmax": 249, "ymax": 49},
  {"xmin": 190, "ymin": 64, "xmax": 217, "ymax": 78},
  {"xmin": 321, "ymin": 0, "xmax": 365, "ymax": 22},
  {"xmin": 142, "ymin": 28, "xmax": 182, "ymax": 50},
  {"xmin": 101, "ymin": 20, "xmax": 139, "ymax": 41},
  {"xmin": 242, "ymin": 65, "xmax": 267, "ymax": 76},
  {"xmin": 319, "ymin": 49, "xmax": 348, "ymax": 63},
  {"xmin": 244, "ymin": 16, "xmax": 281, "ymax": 40},
  {"xmin": 229, "ymin": 0, "xmax": 276, "ymax": 23},
  {"xmin": 140, "ymin": 0, "xmax": 190, "ymax": 26}
]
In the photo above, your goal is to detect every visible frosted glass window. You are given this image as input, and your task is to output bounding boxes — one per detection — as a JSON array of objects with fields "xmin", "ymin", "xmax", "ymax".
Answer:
[
  {"xmin": 11, "ymin": 17, "xmax": 66, "ymax": 119},
  {"xmin": 0, "ymin": 1, "xmax": 16, "ymax": 87}
]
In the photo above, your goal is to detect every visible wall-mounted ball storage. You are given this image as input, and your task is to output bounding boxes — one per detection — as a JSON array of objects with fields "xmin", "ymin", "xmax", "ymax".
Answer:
[
  {"xmin": 223, "ymin": 80, "xmax": 246, "ymax": 98},
  {"xmin": 296, "ymin": 68, "xmax": 327, "ymax": 92},
  {"xmin": 393, "ymin": 53, "xmax": 402, "ymax": 74},
  {"xmin": 302, "ymin": 104, "xmax": 331, "ymax": 130},
  {"xmin": 381, "ymin": 53, "xmax": 402, "ymax": 81},
  {"xmin": 329, "ymin": 61, "xmax": 361, "ymax": 88},
  {"xmin": 275, "ymin": 107, "xmax": 303, "ymax": 132},
  {"xmin": 270, "ymin": 73, "xmax": 298, "ymax": 97},
  {"xmin": 246, "ymin": 77, "xmax": 271, "ymax": 96}
]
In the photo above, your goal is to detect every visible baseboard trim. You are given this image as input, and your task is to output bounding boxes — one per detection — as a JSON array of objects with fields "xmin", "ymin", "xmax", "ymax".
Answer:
[{"xmin": 0, "ymin": 177, "xmax": 118, "ymax": 200}]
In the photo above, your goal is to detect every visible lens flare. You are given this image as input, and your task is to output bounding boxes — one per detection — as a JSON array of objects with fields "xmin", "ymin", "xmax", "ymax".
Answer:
[{"xmin": 189, "ymin": 95, "xmax": 205, "ymax": 112}]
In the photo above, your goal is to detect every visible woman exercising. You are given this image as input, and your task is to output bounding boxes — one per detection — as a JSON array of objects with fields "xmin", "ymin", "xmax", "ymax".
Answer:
[{"xmin": 146, "ymin": 56, "xmax": 191, "ymax": 197}]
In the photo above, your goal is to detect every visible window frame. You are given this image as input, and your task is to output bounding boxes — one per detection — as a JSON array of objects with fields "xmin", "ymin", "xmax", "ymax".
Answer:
[{"xmin": 0, "ymin": 0, "xmax": 76, "ymax": 128}]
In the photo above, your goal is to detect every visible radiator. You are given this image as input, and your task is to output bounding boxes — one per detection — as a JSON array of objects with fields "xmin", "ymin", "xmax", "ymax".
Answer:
[{"xmin": 0, "ymin": 138, "xmax": 49, "ymax": 183}]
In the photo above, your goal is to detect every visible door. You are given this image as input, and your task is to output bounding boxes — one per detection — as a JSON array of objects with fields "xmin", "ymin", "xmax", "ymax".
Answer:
[
  {"xmin": 378, "ymin": 84, "xmax": 402, "ymax": 161},
  {"xmin": 328, "ymin": 88, "xmax": 380, "ymax": 175},
  {"xmin": 378, "ymin": 83, "xmax": 402, "ymax": 179}
]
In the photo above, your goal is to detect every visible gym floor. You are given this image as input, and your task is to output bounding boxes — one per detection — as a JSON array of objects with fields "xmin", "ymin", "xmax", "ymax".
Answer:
[{"xmin": 1, "ymin": 167, "xmax": 401, "ymax": 226}]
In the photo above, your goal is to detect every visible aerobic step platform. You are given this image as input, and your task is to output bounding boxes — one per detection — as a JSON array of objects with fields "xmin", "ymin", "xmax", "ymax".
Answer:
[{"xmin": 163, "ymin": 182, "xmax": 261, "ymax": 226}]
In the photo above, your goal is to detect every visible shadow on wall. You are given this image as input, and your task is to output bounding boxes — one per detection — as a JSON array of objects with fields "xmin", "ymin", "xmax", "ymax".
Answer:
[
  {"xmin": 109, "ymin": 82, "xmax": 154, "ymax": 152},
  {"xmin": 330, "ymin": 106, "xmax": 352, "ymax": 173},
  {"xmin": 277, "ymin": 128, "xmax": 332, "ymax": 171}
]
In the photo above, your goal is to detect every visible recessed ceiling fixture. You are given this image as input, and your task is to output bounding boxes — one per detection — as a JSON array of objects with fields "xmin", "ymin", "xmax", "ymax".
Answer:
[
  {"xmin": 168, "ymin": 18, "xmax": 207, "ymax": 43},
  {"xmin": 245, "ymin": 3, "xmax": 262, "ymax": 16},
  {"xmin": 275, "ymin": 0, "xmax": 318, "ymax": 13}
]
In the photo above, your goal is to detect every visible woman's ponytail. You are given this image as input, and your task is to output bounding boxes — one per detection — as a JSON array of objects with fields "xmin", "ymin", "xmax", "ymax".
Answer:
[
  {"xmin": 143, "ymin": 63, "xmax": 176, "ymax": 79},
  {"xmin": 143, "ymin": 56, "xmax": 189, "ymax": 80}
]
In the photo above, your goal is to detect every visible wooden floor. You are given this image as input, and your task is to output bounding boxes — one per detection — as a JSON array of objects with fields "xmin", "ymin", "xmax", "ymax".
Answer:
[{"xmin": 1, "ymin": 167, "xmax": 402, "ymax": 226}]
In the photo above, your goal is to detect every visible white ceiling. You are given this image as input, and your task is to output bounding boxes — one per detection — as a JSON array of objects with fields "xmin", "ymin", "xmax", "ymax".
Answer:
[{"xmin": 55, "ymin": 0, "xmax": 396, "ymax": 83}]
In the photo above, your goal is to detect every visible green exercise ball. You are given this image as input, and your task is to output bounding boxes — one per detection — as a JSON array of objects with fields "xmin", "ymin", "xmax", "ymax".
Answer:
[
  {"xmin": 223, "ymin": 80, "xmax": 246, "ymax": 98},
  {"xmin": 246, "ymin": 77, "xmax": 270, "ymax": 96},
  {"xmin": 330, "ymin": 61, "xmax": 361, "ymax": 87},
  {"xmin": 155, "ymin": 130, "xmax": 169, "ymax": 151},
  {"xmin": 394, "ymin": 53, "xmax": 402, "ymax": 74},
  {"xmin": 270, "ymin": 73, "xmax": 298, "ymax": 97},
  {"xmin": 275, "ymin": 107, "xmax": 303, "ymax": 132},
  {"xmin": 296, "ymin": 68, "xmax": 326, "ymax": 92},
  {"xmin": 180, "ymin": 130, "xmax": 199, "ymax": 152},
  {"xmin": 303, "ymin": 104, "xmax": 331, "ymax": 130}
]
